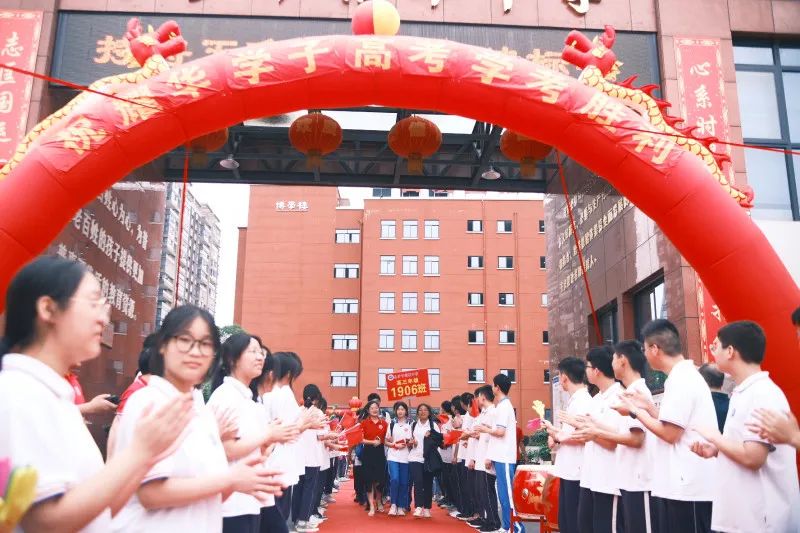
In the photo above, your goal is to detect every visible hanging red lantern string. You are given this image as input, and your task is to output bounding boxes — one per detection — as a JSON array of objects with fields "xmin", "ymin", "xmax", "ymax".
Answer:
[
  {"xmin": 500, "ymin": 130, "xmax": 552, "ymax": 177},
  {"xmin": 388, "ymin": 115, "xmax": 441, "ymax": 174},
  {"xmin": 288, "ymin": 112, "xmax": 343, "ymax": 169}
]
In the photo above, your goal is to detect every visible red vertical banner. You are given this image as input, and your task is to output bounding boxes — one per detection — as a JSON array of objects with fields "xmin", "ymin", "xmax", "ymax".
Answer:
[
  {"xmin": 674, "ymin": 37, "xmax": 729, "ymax": 361},
  {"xmin": 0, "ymin": 10, "xmax": 43, "ymax": 166}
]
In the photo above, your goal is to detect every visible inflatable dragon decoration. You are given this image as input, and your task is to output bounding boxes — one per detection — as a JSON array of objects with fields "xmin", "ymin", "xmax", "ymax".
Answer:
[
  {"xmin": 0, "ymin": 19, "xmax": 187, "ymax": 179},
  {"xmin": 561, "ymin": 26, "xmax": 754, "ymax": 208}
]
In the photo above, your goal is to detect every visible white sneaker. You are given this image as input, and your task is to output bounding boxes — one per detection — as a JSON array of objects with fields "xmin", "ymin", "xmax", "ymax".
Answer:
[
  {"xmin": 397, "ymin": 509, "xmax": 406, "ymax": 516},
  {"xmin": 449, "ymin": 511, "xmax": 460, "ymax": 518},
  {"xmin": 388, "ymin": 504, "xmax": 397, "ymax": 516},
  {"xmin": 295, "ymin": 522, "xmax": 319, "ymax": 533},
  {"xmin": 413, "ymin": 507, "xmax": 424, "ymax": 518},
  {"xmin": 332, "ymin": 488, "xmax": 339, "ymax": 493},
  {"xmin": 423, "ymin": 508, "xmax": 431, "ymax": 518}
]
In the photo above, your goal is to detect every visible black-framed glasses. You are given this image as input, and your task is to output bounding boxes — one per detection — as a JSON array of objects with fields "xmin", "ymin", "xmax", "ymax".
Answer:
[{"xmin": 172, "ymin": 334, "xmax": 216, "ymax": 357}]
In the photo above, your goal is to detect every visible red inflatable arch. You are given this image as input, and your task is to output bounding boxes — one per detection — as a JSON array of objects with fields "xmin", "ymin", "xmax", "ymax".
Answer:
[{"xmin": 0, "ymin": 34, "xmax": 798, "ymax": 409}]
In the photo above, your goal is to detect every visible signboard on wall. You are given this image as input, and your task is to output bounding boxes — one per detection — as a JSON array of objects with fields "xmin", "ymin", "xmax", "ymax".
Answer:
[
  {"xmin": 675, "ymin": 37, "xmax": 730, "ymax": 362},
  {"xmin": 386, "ymin": 368, "xmax": 431, "ymax": 401},
  {"xmin": 0, "ymin": 10, "xmax": 43, "ymax": 165},
  {"xmin": 51, "ymin": 12, "xmax": 659, "ymax": 89}
]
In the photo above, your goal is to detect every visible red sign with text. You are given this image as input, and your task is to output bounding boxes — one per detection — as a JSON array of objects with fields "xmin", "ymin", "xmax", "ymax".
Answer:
[
  {"xmin": 675, "ymin": 37, "xmax": 729, "ymax": 361},
  {"xmin": 0, "ymin": 10, "xmax": 43, "ymax": 165},
  {"xmin": 386, "ymin": 369, "xmax": 431, "ymax": 401}
]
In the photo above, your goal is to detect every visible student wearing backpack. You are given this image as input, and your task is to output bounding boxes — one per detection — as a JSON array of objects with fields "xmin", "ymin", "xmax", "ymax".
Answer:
[
  {"xmin": 385, "ymin": 401, "xmax": 413, "ymax": 516},
  {"xmin": 408, "ymin": 403, "xmax": 442, "ymax": 518}
]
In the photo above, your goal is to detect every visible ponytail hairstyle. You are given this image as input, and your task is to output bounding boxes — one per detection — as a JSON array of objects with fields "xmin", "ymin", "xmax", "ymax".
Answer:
[
  {"xmin": 137, "ymin": 333, "xmax": 158, "ymax": 375},
  {"xmin": 209, "ymin": 332, "xmax": 255, "ymax": 395},
  {"xmin": 303, "ymin": 383, "xmax": 322, "ymax": 408},
  {"xmin": 150, "ymin": 304, "xmax": 220, "ymax": 380},
  {"xmin": 272, "ymin": 351, "xmax": 303, "ymax": 387},
  {"xmin": 440, "ymin": 400, "xmax": 453, "ymax": 417},
  {"xmin": 1, "ymin": 256, "xmax": 87, "ymax": 369},
  {"xmin": 318, "ymin": 397, "xmax": 328, "ymax": 413},
  {"xmin": 451, "ymin": 395, "xmax": 466, "ymax": 416}
]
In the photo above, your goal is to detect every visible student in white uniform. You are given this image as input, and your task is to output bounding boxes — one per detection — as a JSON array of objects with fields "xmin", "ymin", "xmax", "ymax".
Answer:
[
  {"xmin": 616, "ymin": 319, "xmax": 717, "ymax": 533},
  {"xmin": 544, "ymin": 356, "xmax": 592, "ymax": 533},
  {"xmin": 207, "ymin": 333, "xmax": 300, "ymax": 533},
  {"xmin": 293, "ymin": 384, "xmax": 329, "ymax": 532},
  {"xmin": 569, "ymin": 346, "xmax": 624, "ymax": 533},
  {"xmin": 113, "ymin": 305, "xmax": 284, "ymax": 533},
  {"xmin": 480, "ymin": 373, "xmax": 525, "ymax": 533},
  {"xmin": 454, "ymin": 392, "xmax": 476, "ymax": 521},
  {"xmin": 447, "ymin": 396, "xmax": 466, "ymax": 518},
  {"xmin": 0, "ymin": 257, "xmax": 192, "ymax": 532},
  {"xmin": 385, "ymin": 401, "xmax": 413, "ymax": 516},
  {"xmin": 437, "ymin": 400, "xmax": 457, "ymax": 511},
  {"xmin": 690, "ymin": 321, "xmax": 800, "ymax": 533},
  {"xmin": 580, "ymin": 341, "xmax": 653, "ymax": 533},
  {"xmin": 472, "ymin": 385, "xmax": 501, "ymax": 533},
  {"xmin": 408, "ymin": 403, "xmax": 440, "ymax": 518}
]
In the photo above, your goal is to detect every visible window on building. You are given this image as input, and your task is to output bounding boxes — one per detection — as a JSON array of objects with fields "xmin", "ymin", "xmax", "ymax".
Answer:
[
  {"xmin": 403, "ymin": 220, "xmax": 418, "ymax": 239},
  {"xmin": 467, "ymin": 220, "xmax": 483, "ymax": 233},
  {"xmin": 468, "ymin": 292, "xmax": 484, "ymax": 306},
  {"xmin": 538, "ymin": 220, "xmax": 545, "ymax": 233},
  {"xmin": 542, "ymin": 330, "xmax": 549, "ymax": 344},
  {"xmin": 380, "ymin": 255, "xmax": 396, "ymax": 275},
  {"xmin": 330, "ymin": 371, "xmax": 357, "ymax": 387},
  {"xmin": 468, "ymin": 330, "xmax": 485, "ymax": 344},
  {"xmin": 499, "ymin": 292, "xmax": 515, "ymax": 306},
  {"xmin": 497, "ymin": 220, "xmax": 512, "ymax": 233},
  {"xmin": 499, "ymin": 330, "xmax": 516, "ymax": 344},
  {"xmin": 373, "ymin": 188, "xmax": 392, "ymax": 198},
  {"xmin": 332, "ymin": 298, "xmax": 359, "ymax": 314},
  {"xmin": 734, "ymin": 42, "xmax": 800, "ymax": 220},
  {"xmin": 335, "ymin": 229, "xmax": 360, "ymax": 243},
  {"xmin": 379, "ymin": 330, "xmax": 395, "ymax": 350},
  {"xmin": 378, "ymin": 368, "xmax": 393, "ymax": 389},
  {"xmin": 424, "ymin": 256, "xmax": 440, "ymax": 275},
  {"xmin": 468, "ymin": 256, "xmax": 484, "ymax": 269},
  {"xmin": 429, "ymin": 189, "xmax": 449, "ymax": 197},
  {"xmin": 424, "ymin": 220, "xmax": 439, "ymax": 239},
  {"xmin": 537, "ymin": 256, "xmax": 545, "ymax": 270},
  {"xmin": 597, "ymin": 301, "xmax": 619, "ymax": 346},
  {"xmin": 402, "ymin": 330, "xmax": 417, "ymax": 351},
  {"xmin": 402, "ymin": 255, "xmax": 418, "ymax": 275},
  {"xmin": 500, "ymin": 369, "xmax": 517, "ymax": 383},
  {"xmin": 401, "ymin": 189, "xmax": 420, "ymax": 197},
  {"xmin": 429, "ymin": 368, "xmax": 441, "ymax": 389},
  {"xmin": 633, "ymin": 278, "xmax": 667, "ymax": 338},
  {"xmin": 468, "ymin": 369, "xmax": 485, "ymax": 383},
  {"xmin": 332, "ymin": 334, "xmax": 358, "ymax": 350},
  {"xmin": 402, "ymin": 292, "xmax": 418, "ymax": 312},
  {"xmin": 544, "ymin": 369, "xmax": 551, "ymax": 383},
  {"xmin": 498, "ymin": 256, "xmax": 514, "ymax": 269},
  {"xmin": 379, "ymin": 292, "xmax": 395, "ymax": 312},
  {"xmin": 541, "ymin": 293, "xmax": 549, "ymax": 307},
  {"xmin": 381, "ymin": 220, "xmax": 396, "ymax": 239},
  {"xmin": 334, "ymin": 264, "xmax": 359, "ymax": 278},
  {"xmin": 424, "ymin": 330, "xmax": 440, "ymax": 351},
  {"xmin": 424, "ymin": 292, "xmax": 440, "ymax": 313}
]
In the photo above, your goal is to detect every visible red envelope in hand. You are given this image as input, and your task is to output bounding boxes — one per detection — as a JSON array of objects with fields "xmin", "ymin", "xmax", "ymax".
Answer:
[
  {"xmin": 443, "ymin": 430, "xmax": 463, "ymax": 446},
  {"xmin": 344, "ymin": 423, "xmax": 363, "ymax": 447},
  {"xmin": 437, "ymin": 413, "xmax": 450, "ymax": 425},
  {"xmin": 526, "ymin": 418, "xmax": 542, "ymax": 431},
  {"xmin": 394, "ymin": 439, "xmax": 407, "ymax": 447}
]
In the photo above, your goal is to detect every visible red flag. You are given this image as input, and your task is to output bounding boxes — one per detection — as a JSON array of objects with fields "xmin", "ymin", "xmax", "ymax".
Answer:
[
  {"xmin": 437, "ymin": 413, "xmax": 450, "ymax": 425},
  {"xmin": 340, "ymin": 411, "xmax": 356, "ymax": 429},
  {"xmin": 526, "ymin": 418, "xmax": 542, "ymax": 431},
  {"xmin": 443, "ymin": 430, "xmax": 463, "ymax": 446},
  {"xmin": 470, "ymin": 398, "xmax": 480, "ymax": 418},
  {"xmin": 329, "ymin": 419, "xmax": 339, "ymax": 431},
  {"xmin": 343, "ymin": 423, "xmax": 363, "ymax": 447}
]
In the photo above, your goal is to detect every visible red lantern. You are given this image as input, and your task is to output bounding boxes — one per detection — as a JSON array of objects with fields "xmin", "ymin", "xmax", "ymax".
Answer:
[
  {"xmin": 351, "ymin": 0, "xmax": 401, "ymax": 36},
  {"xmin": 288, "ymin": 112, "xmax": 342, "ymax": 169},
  {"xmin": 348, "ymin": 396, "xmax": 363, "ymax": 413},
  {"xmin": 499, "ymin": 130, "xmax": 551, "ymax": 177},
  {"xmin": 388, "ymin": 116, "xmax": 441, "ymax": 174},
  {"xmin": 187, "ymin": 128, "xmax": 228, "ymax": 167}
]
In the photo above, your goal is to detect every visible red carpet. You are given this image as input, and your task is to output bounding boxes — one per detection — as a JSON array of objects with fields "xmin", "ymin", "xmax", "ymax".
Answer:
[{"xmin": 321, "ymin": 480, "xmax": 474, "ymax": 533}]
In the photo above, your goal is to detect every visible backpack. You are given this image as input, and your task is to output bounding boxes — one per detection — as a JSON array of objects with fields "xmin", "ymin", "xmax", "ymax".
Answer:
[{"xmin": 412, "ymin": 419, "xmax": 444, "ymax": 474}]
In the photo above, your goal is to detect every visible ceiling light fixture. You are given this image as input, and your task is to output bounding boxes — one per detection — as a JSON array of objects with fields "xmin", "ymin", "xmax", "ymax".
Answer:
[
  {"xmin": 481, "ymin": 166, "xmax": 501, "ymax": 180},
  {"xmin": 220, "ymin": 155, "xmax": 240, "ymax": 170}
]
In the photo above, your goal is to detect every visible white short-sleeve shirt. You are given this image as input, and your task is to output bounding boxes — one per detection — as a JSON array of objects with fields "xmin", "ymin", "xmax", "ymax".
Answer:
[
  {"xmin": 579, "ymin": 382, "xmax": 624, "ymax": 495},
  {"xmin": 475, "ymin": 406, "xmax": 495, "ymax": 473},
  {"xmin": 710, "ymin": 372, "xmax": 800, "ymax": 533},
  {"xmin": 486, "ymin": 397, "xmax": 517, "ymax": 464},
  {"xmin": 552, "ymin": 387, "xmax": 592, "ymax": 482},
  {"xmin": 408, "ymin": 419, "xmax": 439, "ymax": 463},
  {"xmin": 266, "ymin": 385, "xmax": 303, "ymax": 485},
  {"xmin": 438, "ymin": 418, "xmax": 455, "ymax": 463},
  {"xmin": 655, "ymin": 359, "xmax": 718, "ymax": 502},
  {"xmin": 386, "ymin": 420, "xmax": 413, "ymax": 464},
  {"xmin": 207, "ymin": 377, "xmax": 267, "ymax": 515},
  {"xmin": 112, "ymin": 376, "xmax": 229, "ymax": 532},
  {"xmin": 0, "ymin": 354, "xmax": 112, "ymax": 533},
  {"xmin": 459, "ymin": 413, "xmax": 473, "ymax": 463},
  {"xmin": 615, "ymin": 378, "xmax": 654, "ymax": 492}
]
